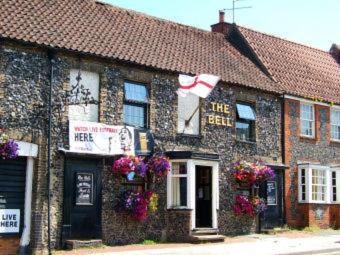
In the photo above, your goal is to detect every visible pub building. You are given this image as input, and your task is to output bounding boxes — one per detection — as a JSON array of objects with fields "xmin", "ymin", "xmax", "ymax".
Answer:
[{"xmin": 0, "ymin": 1, "xmax": 337, "ymax": 254}]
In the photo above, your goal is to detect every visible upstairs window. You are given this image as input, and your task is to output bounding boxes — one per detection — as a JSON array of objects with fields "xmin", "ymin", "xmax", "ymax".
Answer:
[
  {"xmin": 123, "ymin": 81, "xmax": 149, "ymax": 128},
  {"xmin": 236, "ymin": 102, "xmax": 256, "ymax": 142},
  {"xmin": 177, "ymin": 93, "xmax": 200, "ymax": 135},
  {"xmin": 331, "ymin": 109, "xmax": 340, "ymax": 141},
  {"xmin": 300, "ymin": 103, "xmax": 315, "ymax": 138},
  {"xmin": 68, "ymin": 70, "xmax": 99, "ymax": 122}
]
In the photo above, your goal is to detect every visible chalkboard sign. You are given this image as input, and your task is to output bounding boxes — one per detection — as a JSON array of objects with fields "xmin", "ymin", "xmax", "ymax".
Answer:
[
  {"xmin": 76, "ymin": 173, "xmax": 93, "ymax": 205},
  {"xmin": 267, "ymin": 181, "xmax": 277, "ymax": 205}
]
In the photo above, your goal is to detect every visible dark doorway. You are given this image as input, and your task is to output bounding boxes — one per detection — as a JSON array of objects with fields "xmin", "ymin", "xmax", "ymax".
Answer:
[
  {"xmin": 195, "ymin": 166, "xmax": 212, "ymax": 228},
  {"xmin": 259, "ymin": 169, "xmax": 284, "ymax": 229},
  {"xmin": 63, "ymin": 159, "xmax": 102, "ymax": 240}
]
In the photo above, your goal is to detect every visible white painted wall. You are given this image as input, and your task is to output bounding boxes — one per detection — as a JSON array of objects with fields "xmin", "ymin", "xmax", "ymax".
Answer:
[{"xmin": 68, "ymin": 69, "xmax": 99, "ymax": 122}]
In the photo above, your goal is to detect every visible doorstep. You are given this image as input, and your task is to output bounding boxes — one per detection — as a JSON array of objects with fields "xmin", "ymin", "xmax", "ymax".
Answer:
[
  {"xmin": 65, "ymin": 239, "xmax": 103, "ymax": 250},
  {"xmin": 190, "ymin": 228, "xmax": 225, "ymax": 243}
]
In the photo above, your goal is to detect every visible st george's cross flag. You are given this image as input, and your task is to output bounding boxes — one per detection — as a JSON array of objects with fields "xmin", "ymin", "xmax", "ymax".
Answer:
[{"xmin": 177, "ymin": 74, "xmax": 220, "ymax": 98}]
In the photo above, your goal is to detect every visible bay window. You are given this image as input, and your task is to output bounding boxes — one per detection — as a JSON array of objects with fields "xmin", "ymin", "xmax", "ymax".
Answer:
[
  {"xmin": 300, "ymin": 103, "xmax": 315, "ymax": 137},
  {"xmin": 298, "ymin": 164, "xmax": 340, "ymax": 204},
  {"xmin": 331, "ymin": 109, "xmax": 340, "ymax": 141}
]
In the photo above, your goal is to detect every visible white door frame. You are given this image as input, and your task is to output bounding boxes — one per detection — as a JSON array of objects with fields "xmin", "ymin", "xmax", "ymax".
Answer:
[
  {"xmin": 167, "ymin": 159, "xmax": 219, "ymax": 230},
  {"xmin": 191, "ymin": 160, "xmax": 219, "ymax": 230}
]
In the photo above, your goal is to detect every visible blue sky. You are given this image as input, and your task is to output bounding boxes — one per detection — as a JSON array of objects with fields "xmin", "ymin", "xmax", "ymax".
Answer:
[{"xmin": 103, "ymin": 0, "xmax": 339, "ymax": 51}]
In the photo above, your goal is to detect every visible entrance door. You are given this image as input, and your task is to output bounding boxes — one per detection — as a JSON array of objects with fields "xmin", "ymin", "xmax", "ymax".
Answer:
[
  {"xmin": 259, "ymin": 169, "xmax": 284, "ymax": 229},
  {"xmin": 195, "ymin": 166, "xmax": 212, "ymax": 228},
  {"xmin": 64, "ymin": 159, "xmax": 101, "ymax": 239}
]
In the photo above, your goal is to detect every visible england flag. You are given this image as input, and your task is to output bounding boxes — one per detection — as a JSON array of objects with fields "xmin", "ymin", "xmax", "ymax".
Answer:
[{"xmin": 177, "ymin": 74, "xmax": 220, "ymax": 98}]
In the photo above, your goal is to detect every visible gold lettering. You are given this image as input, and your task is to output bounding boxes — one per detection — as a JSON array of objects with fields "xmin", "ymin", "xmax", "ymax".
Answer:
[
  {"xmin": 216, "ymin": 103, "xmax": 223, "ymax": 112},
  {"xmin": 226, "ymin": 117, "xmax": 232, "ymax": 127},
  {"xmin": 208, "ymin": 115, "xmax": 215, "ymax": 124},
  {"xmin": 221, "ymin": 117, "xmax": 227, "ymax": 126},
  {"xmin": 211, "ymin": 102, "xmax": 217, "ymax": 112},
  {"xmin": 215, "ymin": 116, "xmax": 222, "ymax": 125},
  {"xmin": 224, "ymin": 104, "xmax": 230, "ymax": 114}
]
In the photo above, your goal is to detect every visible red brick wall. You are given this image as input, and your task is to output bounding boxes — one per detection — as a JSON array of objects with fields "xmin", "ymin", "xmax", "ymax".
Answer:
[
  {"xmin": 0, "ymin": 236, "xmax": 19, "ymax": 255},
  {"xmin": 284, "ymin": 98, "xmax": 340, "ymax": 229}
]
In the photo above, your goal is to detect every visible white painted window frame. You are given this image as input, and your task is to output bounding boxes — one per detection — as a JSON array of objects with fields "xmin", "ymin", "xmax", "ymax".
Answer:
[
  {"xmin": 330, "ymin": 109, "xmax": 340, "ymax": 142},
  {"xmin": 167, "ymin": 159, "xmax": 219, "ymax": 229},
  {"xmin": 331, "ymin": 167, "xmax": 340, "ymax": 204},
  {"xmin": 300, "ymin": 103, "xmax": 315, "ymax": 138},
  {"xmin": 298, "ymin": 164, "xmax": 331, "ymax": 204}
]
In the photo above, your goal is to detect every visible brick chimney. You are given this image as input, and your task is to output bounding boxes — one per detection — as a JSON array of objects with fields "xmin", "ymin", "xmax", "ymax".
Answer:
[
  {"xmin": 330, "ymin": 43, "xmax": 340, "ymax": 64},
  {"xmin": 211, "ymin": 10, "xmax": 231, "ymax": 34}
]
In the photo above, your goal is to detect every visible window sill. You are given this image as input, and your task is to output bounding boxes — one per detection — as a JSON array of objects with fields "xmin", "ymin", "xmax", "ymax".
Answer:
[
  {"xmin": 299, "ymin": 135, "xmax": 317, "ymax": 143},
  {"xmin": 176, "ymin": 133, "xmax": 202, "ymax": 139},
  {"xmin": 167, "ymin": 207, "xmax": 192, "ymax": 211},
  {"xmin": 298, "ymin": 201, "xmax": 329, "ymax": 204},
  {"xmin": 330, "ymin": 140, "xmax": 340, "ymax": 146},
  {"xmin": 236, "ymin": 139, "xmax": 256, "ymax": 145}
]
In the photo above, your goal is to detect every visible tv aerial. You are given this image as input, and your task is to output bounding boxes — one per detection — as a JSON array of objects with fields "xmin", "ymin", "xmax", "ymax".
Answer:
[{"xmin": 222, "ymin": 0, "xmax": 252, "ymax": 23}]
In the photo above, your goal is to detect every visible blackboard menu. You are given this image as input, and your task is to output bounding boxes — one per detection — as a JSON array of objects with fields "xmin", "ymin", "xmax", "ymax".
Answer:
[
  {"xmin": 76, "ymin": 173, "xmax": 93, "ymax": 205},
  {"xmin": 267, "ymin": 181, "xmax": 277, "ymax": 205}
]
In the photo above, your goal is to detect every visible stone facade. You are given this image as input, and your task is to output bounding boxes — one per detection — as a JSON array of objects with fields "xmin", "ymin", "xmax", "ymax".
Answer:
[
  {"xmin": 0, "ymin": 41, "xmax": 282, "ymax": 254},
  {"xmin": 284, "ymin": 99, "xmax": 340, "ymax": 228}
]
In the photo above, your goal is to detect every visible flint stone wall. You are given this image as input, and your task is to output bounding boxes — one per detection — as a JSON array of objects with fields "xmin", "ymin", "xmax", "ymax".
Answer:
[{"xmin": 0, "ymin": 42, "xmax": 282, "ymax": 251}]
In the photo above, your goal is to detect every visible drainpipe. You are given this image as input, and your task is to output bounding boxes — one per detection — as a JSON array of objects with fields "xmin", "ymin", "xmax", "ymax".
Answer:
[
  {"xmin": 281, "ymin": 95, "xmax": 286, "ymax": 224},
  {"xmin": 47, "ymin": 51, "xmax": 55, "ymax": 255},
  {"xmin": 18, "ymin": 157, "xmax": 34, "ymax": 254}
]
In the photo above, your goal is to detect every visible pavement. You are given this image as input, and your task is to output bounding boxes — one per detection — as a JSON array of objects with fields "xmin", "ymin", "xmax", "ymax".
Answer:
[{"xmin": 55, "ymin": 231, "xmax": 340, "ymax": 255}]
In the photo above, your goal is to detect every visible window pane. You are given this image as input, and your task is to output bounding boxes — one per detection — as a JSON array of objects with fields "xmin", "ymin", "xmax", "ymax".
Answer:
[
  {"xmin": 123, "ymin": 104, "xmax": 145, "ymax": 127},
  {"xmin": 236, "ymin": 103, "xmax": 256, "ymax": 120},
  {"xmin": 172, "ymin": 162, "xmax": 187, "ymax": 175},
  {"xmin": 124, "ymin": 82, "xmax": 148, "ymax": 102},
  {"xmin": 331, "ymin": 110, "xmax": 340, "ymax": 140},
  {"xmin": 171, "ymin": 177, "xmax": 187, "ymax": 207},
  {"xmin": 236, "ymin": 121, "xmax": 250, "ymax": 141}
]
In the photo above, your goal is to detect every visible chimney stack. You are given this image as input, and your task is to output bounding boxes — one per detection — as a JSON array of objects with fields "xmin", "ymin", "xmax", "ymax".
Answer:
[
  {"xmin": 211, "ymin": 10, "xmax": 231, "ymax": 35},
  {"xmin": 330, "ymin": 44, "xmax": 340, "ymax": 64},
  {"xmin": 219, "ymin": 10, "xmax": 225, "ymax": 23}
]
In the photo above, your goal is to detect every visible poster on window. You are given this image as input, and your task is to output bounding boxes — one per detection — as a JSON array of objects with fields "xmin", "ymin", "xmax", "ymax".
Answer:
[
  {"xmin": 0, "ymin": 209, "xmax": 20, "ymax": 233},
  {"xmin": 267, "ymin": 181, "xmax": 277, "ymax": 205},
  {"xmin": 76, "ymin": 173, "xmax": 93, "ymax": 205},
  {"xmin": 69, "ymin": 121, "xmax": 135, "ymax": 155}
]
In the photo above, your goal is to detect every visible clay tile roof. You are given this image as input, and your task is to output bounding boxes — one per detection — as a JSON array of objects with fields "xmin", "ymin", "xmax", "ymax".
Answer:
[
  {"xmin": 237, "ymin": 26, "xmax": 340, "ymax": 104},
  {"xmin": 0, "ymin": 0, "xmax": 279, "ymax": 93}
]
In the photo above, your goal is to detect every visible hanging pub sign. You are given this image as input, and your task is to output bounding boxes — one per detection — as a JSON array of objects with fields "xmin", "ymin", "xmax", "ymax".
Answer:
[
  {"xmin": 0, "ymin": 209, "xmax": 20, "ymax": 233},
  {"xmin": 134, "ymin": 129, "xmax": 154, "ymax": 156},
  {"xmin": 69, "ymin": 121, "xmax": 135, "ymax": 155}
]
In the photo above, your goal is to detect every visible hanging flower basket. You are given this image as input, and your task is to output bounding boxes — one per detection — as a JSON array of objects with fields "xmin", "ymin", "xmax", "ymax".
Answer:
[
  {"xmin": 146, "ymin": 155, "xmax": 170, "ymax": 181},
  {"xmin": 233, "ymin": 195, "xmax": 254, "ymax": 216},
  {"xmin": 117, "ymin": 190, "xmax": 159, "ymax": 220},
  {"xmin": 233, "ymin": 195, "xmax": 267, "ymax": 216},
  {"xmin": 112, "ymin": 156, "xmax": 147, "ymax": 181},
  {"xmin": 231, "ymin": 160, "xmax": 275, "ymax": 187},
  {"xmin": 0, "ymin": 133, "xmax": 19, "ymax": 160}
]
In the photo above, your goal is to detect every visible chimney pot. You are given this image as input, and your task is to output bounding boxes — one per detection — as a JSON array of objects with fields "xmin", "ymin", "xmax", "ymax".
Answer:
[{"xmin": 219, "ymin": 10, "xmax": 225, "ymax": 23}]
